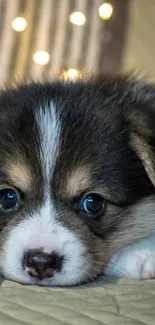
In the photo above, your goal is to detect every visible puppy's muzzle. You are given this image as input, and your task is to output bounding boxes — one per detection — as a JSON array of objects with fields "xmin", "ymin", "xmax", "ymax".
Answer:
[{"xmin": 23, "ymin": 250, "xmax": 63, "ymax": 280}]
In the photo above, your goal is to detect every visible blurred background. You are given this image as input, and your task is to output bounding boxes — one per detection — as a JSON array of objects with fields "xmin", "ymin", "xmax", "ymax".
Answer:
[{"xmin": 0, "ymin": 0, "xmax": 154, "ymax": 86}]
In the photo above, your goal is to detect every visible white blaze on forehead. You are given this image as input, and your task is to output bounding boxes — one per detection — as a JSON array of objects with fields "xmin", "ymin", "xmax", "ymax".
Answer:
[{"xmin": 36, "ymin": 101, "xmax": 60, "ymax": 184}]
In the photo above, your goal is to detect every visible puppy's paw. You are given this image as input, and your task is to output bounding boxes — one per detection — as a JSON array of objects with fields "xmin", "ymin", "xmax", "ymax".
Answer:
[
  {"xmin": 141, "ymin": 257, "xmax": 155, "ymax": 279},
  {"xmin": 105, "ymin": 236, "xmax": 155, "ymax": 279}
]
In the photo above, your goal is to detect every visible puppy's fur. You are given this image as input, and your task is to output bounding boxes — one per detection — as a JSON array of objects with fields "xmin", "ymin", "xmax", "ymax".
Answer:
[{"xmin": 0, "ymin": 75, "xmax": 155, "ymax": 285}]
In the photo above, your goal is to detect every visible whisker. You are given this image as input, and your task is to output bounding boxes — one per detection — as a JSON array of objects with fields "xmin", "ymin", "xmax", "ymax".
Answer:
[
  {"xmin": 103, "ymin": 262, "xmax": 131, "ymax": 277},
  {"xmin": 92, "ymin": 250, "xmax": 130, "ymax": 272},
  {"xmin": 87, "ymin": 252, "xmax": 132, "ymax": 278}
]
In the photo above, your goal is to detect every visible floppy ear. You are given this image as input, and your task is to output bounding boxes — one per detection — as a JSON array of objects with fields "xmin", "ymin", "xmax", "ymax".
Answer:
[
  {"xmin": 127, "ymin": 80, "xmax": 155, "ymax": 186},
  {"xmin": 131, "ymin": 132, "xmax": 155, "ymax": 186}
]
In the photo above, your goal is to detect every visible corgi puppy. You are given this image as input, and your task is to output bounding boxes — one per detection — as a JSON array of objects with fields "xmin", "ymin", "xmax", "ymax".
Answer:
[{"xmin": 0, "ymin": 76, "xmax": 155, "ymax": 286}]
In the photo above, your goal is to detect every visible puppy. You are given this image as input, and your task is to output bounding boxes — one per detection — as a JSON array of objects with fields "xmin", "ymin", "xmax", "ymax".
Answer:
[{"xmin": 0, "ymin": 75, "xmax": 155, "ymax": 286}]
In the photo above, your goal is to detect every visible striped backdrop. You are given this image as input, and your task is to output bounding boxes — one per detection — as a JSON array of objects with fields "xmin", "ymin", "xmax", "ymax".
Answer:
[{"xmin": 0, "ymin": 0, "xmax": 105, "ymax": 85}]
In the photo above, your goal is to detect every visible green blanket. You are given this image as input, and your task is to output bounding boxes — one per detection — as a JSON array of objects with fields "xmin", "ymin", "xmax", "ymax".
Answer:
[{"xmin": 0, "ymin": 278, "xmax": 155, "ymax": 325}]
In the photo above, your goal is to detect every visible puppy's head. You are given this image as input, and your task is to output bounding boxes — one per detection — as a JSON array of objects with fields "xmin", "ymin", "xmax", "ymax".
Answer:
[{"xmin": 0, "ymin": 76, "xmax": 155, "ymax": 286}]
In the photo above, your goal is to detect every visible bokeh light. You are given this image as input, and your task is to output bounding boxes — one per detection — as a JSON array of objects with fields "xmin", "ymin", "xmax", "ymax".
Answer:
[
  {"xmin": 99, "ymin": 3, "xmax": 113, "ymax": 20},
  {"xmin": 33, "ymin": 51, "xmax": 50, "ymax": 65},
  {"xmin": 12, "ymin": 17, "xmax": 27, "ymax": 32},
  {"xmin": 69, "ymin": 12, "xmax": 86, "ymax": 26}
]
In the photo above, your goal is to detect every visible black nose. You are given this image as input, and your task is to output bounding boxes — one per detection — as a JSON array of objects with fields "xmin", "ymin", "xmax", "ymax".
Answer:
[{"xmin": 23, "ymin": 250, "xmax": 63, "ymax": 280}]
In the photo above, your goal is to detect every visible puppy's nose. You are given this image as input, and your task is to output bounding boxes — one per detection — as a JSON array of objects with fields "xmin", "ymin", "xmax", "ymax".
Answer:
[{"xmin": 23, "ymin": 250, "xmax": 63, "ymax": 280}]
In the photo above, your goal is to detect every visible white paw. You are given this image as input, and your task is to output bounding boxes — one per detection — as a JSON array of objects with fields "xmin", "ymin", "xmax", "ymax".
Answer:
[
  {"xmin": 141, "ymin": 256, "xmax": 155, "ymax": 279},
  {"xmin": 105, "ymin": 236, "xmax": 155, "ymax": 279}
]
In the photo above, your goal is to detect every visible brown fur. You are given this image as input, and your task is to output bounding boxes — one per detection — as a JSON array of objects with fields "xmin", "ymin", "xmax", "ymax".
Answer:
[{"xmin": 6, "ymin": 162, "xmax": 32, "ymax": 192}]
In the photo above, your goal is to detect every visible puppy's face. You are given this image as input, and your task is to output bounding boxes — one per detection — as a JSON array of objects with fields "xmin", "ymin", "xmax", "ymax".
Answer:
[{"xmin": 0, "ymin": 77, "xmax": 155, "ymax": 286}]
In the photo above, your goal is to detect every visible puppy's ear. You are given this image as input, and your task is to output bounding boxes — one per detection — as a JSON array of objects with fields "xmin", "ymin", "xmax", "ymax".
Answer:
[
  {"xmin": 131, "ymin": 132, "xmax": 155, "ymax": 186},
  {"xmin": 127, "ymin": 80, "xmax": 155, "ymax": 186}
]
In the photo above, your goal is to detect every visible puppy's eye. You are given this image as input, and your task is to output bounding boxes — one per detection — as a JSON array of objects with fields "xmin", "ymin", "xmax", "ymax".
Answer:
[
  {"xmin": 0, "ymin": 188, "xmax": 19, "ymax": 212},
  {"xmin": 81, "ymin": 194, "xmax": 105, "ymax": 217}
]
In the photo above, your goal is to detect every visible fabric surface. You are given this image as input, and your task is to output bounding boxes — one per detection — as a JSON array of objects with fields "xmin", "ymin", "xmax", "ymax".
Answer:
[{"xmin": 0, "ymin": 278, "xmax": 155, "ymax": 325}]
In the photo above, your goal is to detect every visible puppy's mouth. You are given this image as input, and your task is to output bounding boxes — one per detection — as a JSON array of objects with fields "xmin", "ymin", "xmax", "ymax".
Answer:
[{"xmin": 1, "ymin": 237, "xmax": 95, "ymax": 287}]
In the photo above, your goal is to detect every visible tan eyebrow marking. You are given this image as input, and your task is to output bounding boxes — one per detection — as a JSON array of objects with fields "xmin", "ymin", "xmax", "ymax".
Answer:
[
  {"xmin": 66, "ymin": 167, "xmax": 91, "ymax": 197},
  {"xmin": 6, "ymin": 162, "xmax": 32, "ymax": 191}
]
